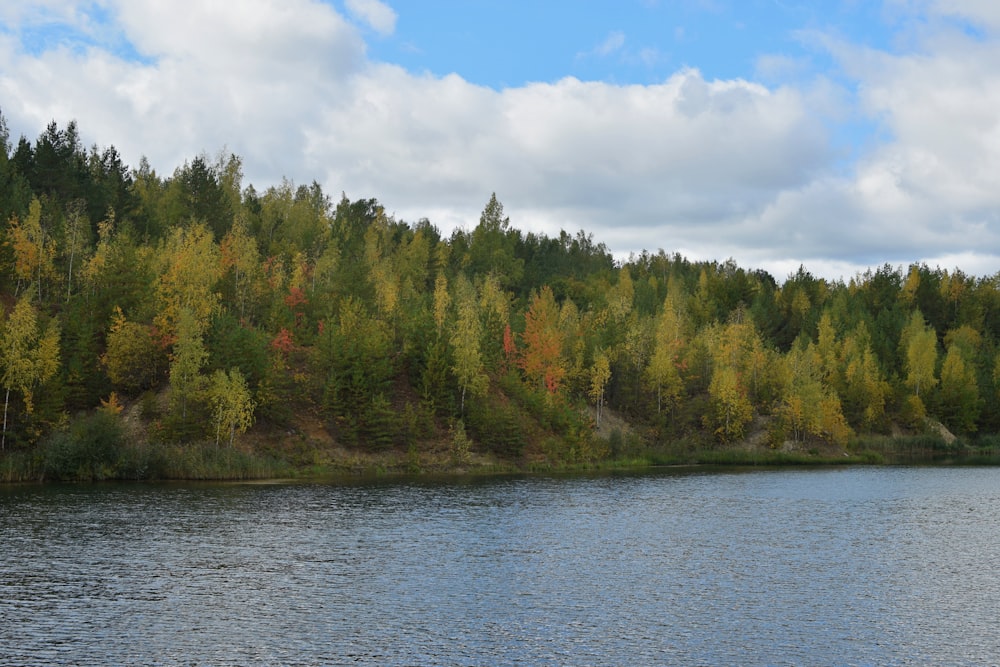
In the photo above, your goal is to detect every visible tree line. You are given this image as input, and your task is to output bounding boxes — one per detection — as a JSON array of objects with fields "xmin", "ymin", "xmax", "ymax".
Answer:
[{"xmin": 2, "ymin": 112, "xmax": 1000, "ymax": 468}]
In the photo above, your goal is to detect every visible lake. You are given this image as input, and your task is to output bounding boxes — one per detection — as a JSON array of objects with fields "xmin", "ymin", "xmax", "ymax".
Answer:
[{"xmin": 2, "ymin": 466, "xmax": 999, "ymax": 666}]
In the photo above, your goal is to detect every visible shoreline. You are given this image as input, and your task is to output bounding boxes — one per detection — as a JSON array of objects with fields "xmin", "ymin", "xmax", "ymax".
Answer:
[{"xmin": 3, "ymin": 434, "xmax": 998, "ymax": 484}]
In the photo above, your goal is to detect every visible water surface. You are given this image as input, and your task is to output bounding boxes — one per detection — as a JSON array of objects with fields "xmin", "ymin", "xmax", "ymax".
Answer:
[{"xmin": 2, "ymin": 467, "xmax": 999, "ymax": 665}]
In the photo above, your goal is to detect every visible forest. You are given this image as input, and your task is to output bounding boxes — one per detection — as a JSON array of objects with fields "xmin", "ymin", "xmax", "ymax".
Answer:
[{"xmin": 1, "ymin": 113, "xmax": 1000, "ymax": 480}]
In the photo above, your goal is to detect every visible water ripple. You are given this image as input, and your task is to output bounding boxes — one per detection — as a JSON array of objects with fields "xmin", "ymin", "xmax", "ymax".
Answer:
[{"xmin": 2, "ymin": 468, "xmax": 1000, "ymax": 665}]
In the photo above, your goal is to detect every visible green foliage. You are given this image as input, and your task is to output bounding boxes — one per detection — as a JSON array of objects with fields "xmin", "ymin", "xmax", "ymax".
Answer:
[
  {"xmin": 205, "ymin": 313, "xmax": 269, "ymax": 388},
  {"xmin": 41, "ymin": 410, "xmax": 124, "ymax": 481},
  {"xmin": 7, "ymin": 115, "xmax": 1000, "ymax": 474},
  {"xmin": 938, "ymin": 343, "xmax": 980, "ymax": 433},
  {"xmin": 318, "ymin": 297, "xmax": 395, "ymax": 445},
  {"xmin": 103, "ymin": 307, "xmax": 166, "ymax": 393},
  {"xmin": 450, "ymin": 274, "xmax": 488, "ymax": 414},
  {"xmin": 466, "ymin": 377, "xmax": 529, "ymax": 458},
  {"xmin": 450, "ymin": 419, "xmax": 472, "ymax": 464},
  {"xmin": 168, "ymin": 307, "xmax": 208, "ymax": 427},
  {"xmin": 155, "ymin": 443, "xmax": 285, "ymax": 480}
]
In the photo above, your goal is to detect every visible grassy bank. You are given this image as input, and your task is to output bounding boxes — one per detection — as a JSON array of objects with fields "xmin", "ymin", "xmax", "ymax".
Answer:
[{"xmin": 3, "ymin": 418, "xmax": 1000, "ymax": 484}]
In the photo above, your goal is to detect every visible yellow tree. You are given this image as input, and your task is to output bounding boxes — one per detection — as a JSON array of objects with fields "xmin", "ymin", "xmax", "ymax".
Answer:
[
  {"xmin": 689, "ymin": 268, "xmax": 716, "ymax": 328},
  {"xmin": 938, "ymin": 326, "xmax": 981, "ymax": 433},
  {"xmin": 0, "ymin": 295, "xmax": 60, "ymax": 449},
  {"xmin": 839, "ymin": 325, "xmax": 890, "ymax": 430},
  {"xmin": 900, "ymin": 264, "xmax": 921, "ymax": 305},
  {"xmin": 558, "ymin": 297, "xmax": 588, "ymax": 393},
  {"xmin": 779, "ymin": 344, "xmax": 820, "ymax": 442},
  {"xmin": 900, "ymin": 310, "xmax": 938, "ymax": 421},
  {"xmin": 778, "ymin": 343, "xmax": 852, "ymax": 446},
  {"xmin": 477, "ymin": 273, "xmax": 511, "ymax": 372},
  {"xmin": 208, "ymin": 367, "xmax": 256, "ymax": 447},
  {"xmin": 169, "ymin": 307, "xmax": 208, "ymax": 425},
  {"xmin": 815, "ymin": 311, "xmax": 839, "ymax": 384},
  {"xmin": 80, "ymin": 211, "xmax": 115, "ymax": 297},
  {"xmin": 450, "ymin": 275, "xmax": 488, "ymax": 415},
  {"xmin": 699, "ymin": 315, "xmax": 760, "ymax": 442},
  {"xmin": 589, "ymin": 348, "xmax": 612, "ymax": 426},
  {"xmin": 607, "ymin": 267, "xmax": 634, "ymax": 323},
  {"xmin": 370, "ymin": 259, "xmax": 399, "ymax": 320},
  {"xmin": 395, "ymin": 226, "xmax": 431, "ymax": 304},
  {"xmin": 219, "ymin": 217, "xmax": 263, "ymax": 322},
  {"xmin": 419, "ymin": 271, "xmax": 451, "ymax": 411},
  {"xmin": 363, "ymin": 208, "xmax": 400, "ymax": 320},
  {"xmin": 646, "ymin": 294, "xmax": 686, "ymax": 413},
  {"xmin": 433, "ymin": 272, "xmax": 450, "ymax": 335},
  {"xmin": 61, "ymin": 200, "xmax": 91, "ymax": 302},
  {"xmin": 706, "ymin": 363, "xmax": 753, "ymax": 443},
  {"xmin": 155, "ymin": 222, "xmax": 222, "ymax": 336},
  {"xmin": 622, "ymin": 313, "xmax": 653, "ymax": 395},
  {"xmin": 6, "ymin": 197, "xmax": 57, "ymax": 300},
  {"xmin": 102, "ymin": 306, "xmax": 166, "ymax": 393},
  {"xmin": 726, "ymin": 311, "xmax": 772, "ymax": 406}
]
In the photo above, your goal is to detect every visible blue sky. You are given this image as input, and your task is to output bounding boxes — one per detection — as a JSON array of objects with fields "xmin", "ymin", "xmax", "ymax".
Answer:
[
  {"xmin": 367, "ymin": 1, "xmax": 888, "ymax": 86},
  {"xmin": 2, "ymin": 1, "xmax": 1000, "ymax": 281}
]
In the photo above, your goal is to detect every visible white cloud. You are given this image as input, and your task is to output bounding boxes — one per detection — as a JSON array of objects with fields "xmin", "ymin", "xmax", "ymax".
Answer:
[
  {"xmin": 1, "ymin": 0, "xmax": 365, "ymax": 184},
  {"xmin": 304, "ymin": 66, "xmax": 828, "ymax": 252},
  {"xmin": 0, "ymin": 0, "xmax": 80, "ymax": 26},
  {"xmin": 344, "ymin": 0, "xmax": 397, "ymax": 36},
  {"xmin": 2, "ymin": 0, "xmax": 1000, "ymax": 282},
  {"xmin": 925, "ymin": 0, "xmax": 1000, "ymax": 29}
]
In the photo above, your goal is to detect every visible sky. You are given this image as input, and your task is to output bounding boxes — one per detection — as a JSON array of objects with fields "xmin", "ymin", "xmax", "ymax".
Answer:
[{"xmin": 1, "ymin": 0, "xmax": 1000, "ymax": 282}]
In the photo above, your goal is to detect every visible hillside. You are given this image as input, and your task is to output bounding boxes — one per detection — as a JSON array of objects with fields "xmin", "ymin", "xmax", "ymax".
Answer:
[{"xmin": 1, "ymin": 116, "xmax": 1000, "ymax": 480}]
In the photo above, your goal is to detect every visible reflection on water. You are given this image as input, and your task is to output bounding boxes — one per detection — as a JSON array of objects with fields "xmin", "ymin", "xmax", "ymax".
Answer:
[{"xmin": 2, "ymin": 467, "xmax": 1000, "ymax": 666}]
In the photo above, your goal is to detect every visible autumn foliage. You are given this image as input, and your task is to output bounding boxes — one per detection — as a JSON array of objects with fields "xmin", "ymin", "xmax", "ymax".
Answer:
[{"xmin": 2, "ymin": 115, "xmax": 1000, "ymax": 466}]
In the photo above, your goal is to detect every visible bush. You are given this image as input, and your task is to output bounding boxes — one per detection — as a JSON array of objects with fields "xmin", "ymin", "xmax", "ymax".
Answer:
[{"xmin": 42, "ymin": 411, "xmax": 125, "ymax": 481}]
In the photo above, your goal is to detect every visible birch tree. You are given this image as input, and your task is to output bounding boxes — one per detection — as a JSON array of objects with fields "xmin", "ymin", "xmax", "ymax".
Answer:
[
  {"xmin": 0, "ymin": 295, "xmax": 59, "ymax": 448},
  {"xmin": 209, "ymin": 368, "xmax": 256, "ymax": 447},
  {"xmin": 169, "ymin": 307, "xmax": 207, "ymax": 425},
  {"xmin": 7, "ymin": 197, "xmax": 56, "ymax": 300},
  {"xmin": 589, "ymin": 348, "xmax": 612, "ymax": 427},
  {"xmin": 450, "ymin": 276, "xmax": 487, "ymax": 415}
]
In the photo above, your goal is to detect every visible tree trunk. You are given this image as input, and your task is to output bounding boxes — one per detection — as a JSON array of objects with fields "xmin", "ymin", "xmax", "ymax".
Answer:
[{"xmin": 2, "ymin": 387, "xmax": 10, "ymax": 451}]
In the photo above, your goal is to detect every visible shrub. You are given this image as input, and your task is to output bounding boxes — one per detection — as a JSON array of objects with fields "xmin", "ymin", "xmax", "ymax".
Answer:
[{"xmin": 42, "ymin": 411, "xmax": 125, "ymax": 480}]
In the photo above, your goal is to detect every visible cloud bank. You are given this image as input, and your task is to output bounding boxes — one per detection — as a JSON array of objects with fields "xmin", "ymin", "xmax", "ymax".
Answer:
[{"xmin": 1, "ymin": 0, "xmax": 999, "ymax": 281}]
